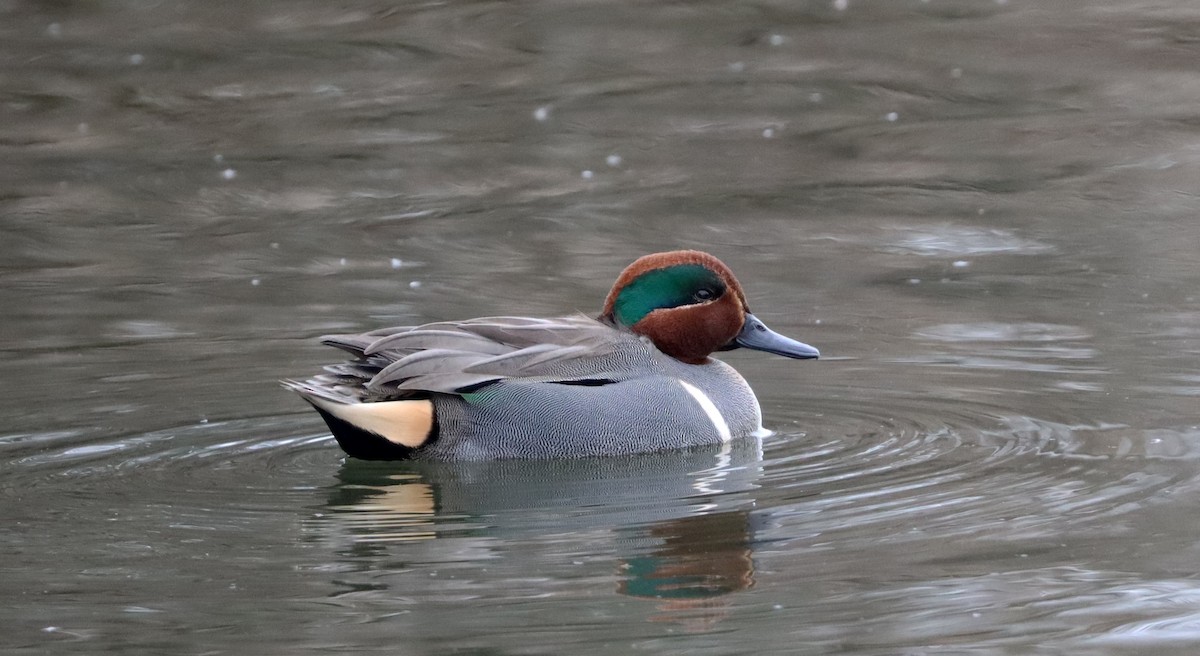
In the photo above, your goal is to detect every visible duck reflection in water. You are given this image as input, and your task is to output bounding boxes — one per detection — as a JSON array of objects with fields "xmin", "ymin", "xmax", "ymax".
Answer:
[
  {"xmin": 318, "ymin": 442, "xmax": 766, "ymax": 628},
  {"xmin": 618, "ymin": 509, "xmax": 757, "ymax": 631}
]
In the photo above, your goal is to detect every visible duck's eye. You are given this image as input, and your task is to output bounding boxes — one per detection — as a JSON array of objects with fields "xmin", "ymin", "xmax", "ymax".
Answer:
[{"xmin": 694, "ymin": 288, "xmax": 716, "ymax": 302}]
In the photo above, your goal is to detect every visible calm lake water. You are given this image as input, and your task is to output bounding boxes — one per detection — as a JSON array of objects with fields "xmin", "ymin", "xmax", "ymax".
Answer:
[{"xmin": 4, "ymin": 1, "xmax": 1200, "ymax": 654}]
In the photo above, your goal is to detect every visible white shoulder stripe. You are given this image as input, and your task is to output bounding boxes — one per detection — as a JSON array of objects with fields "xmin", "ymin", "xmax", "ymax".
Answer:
[{"xmin": 677, "ymin": 379, "xmax": 732, "ymax": 443}]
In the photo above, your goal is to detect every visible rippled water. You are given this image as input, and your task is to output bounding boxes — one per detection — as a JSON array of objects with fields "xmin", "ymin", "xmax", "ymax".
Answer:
[{"xmin": 4, "ymin": 1, "xmax": 1200, "ymax": 654}]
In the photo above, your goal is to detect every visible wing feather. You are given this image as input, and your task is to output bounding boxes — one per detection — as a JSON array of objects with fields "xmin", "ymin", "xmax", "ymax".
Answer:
[{"xmin": 298, "ymin": 315, "xmax": 633, "ymax": 398}]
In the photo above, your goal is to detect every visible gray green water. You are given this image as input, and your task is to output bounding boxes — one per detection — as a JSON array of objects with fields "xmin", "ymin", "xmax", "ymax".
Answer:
[{"xmin": 4, "ymin": 1, "xmax": 1200, "ymax": 654}]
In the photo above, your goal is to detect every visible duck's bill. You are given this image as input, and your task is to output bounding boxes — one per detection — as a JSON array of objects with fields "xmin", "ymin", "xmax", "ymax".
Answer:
[{"xmin": 732, "ymin": 313, "xmax": 820, "ymax": 359}]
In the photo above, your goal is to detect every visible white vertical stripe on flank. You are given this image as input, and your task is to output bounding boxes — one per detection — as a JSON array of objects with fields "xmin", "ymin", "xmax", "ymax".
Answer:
[{"xmin": 677, "ymin": 379, "xmax": 732, "ymax": 443}]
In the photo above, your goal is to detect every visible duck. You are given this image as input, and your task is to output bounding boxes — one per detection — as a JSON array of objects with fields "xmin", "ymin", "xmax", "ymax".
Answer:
[{"xmin": 285, "ymin": 250, "xmax": 819, "ymax": 460}]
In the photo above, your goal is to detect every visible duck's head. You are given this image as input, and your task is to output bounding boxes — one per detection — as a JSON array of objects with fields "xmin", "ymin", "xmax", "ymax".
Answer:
[{"xmin": 599, "ymin": 250, "xmax": 820, "ymax": 365}]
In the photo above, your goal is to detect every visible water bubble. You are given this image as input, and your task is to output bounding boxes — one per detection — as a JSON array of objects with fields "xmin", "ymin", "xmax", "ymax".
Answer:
[
  {"xmin": 606, "ymin": 154, "xmax": 622, "ymax": 167},
  {"xmin": 221, "ymin": 168, "xmax": 237, "ymax": 180},
  {"xmin": 533, "ymin": 106, "xmax": 550, "ymax": 122},
  {"xmin": 129, "ymin": 53, "xmax": 144, "ymax": 65},
  {"xmin": 729, "ymin": 61, "xmax": 745, "ymax": 73},
  {"xmin": 762, "ymin": 127, "xmax": 775, "ymax": 138},
  {"xmin": 581, "ymin": 170, "xmax": 594, "ymax": 180},
  {"xmin": 885, "ymin": 112, "xmax": 899, "ymax": 122},
  {"xmin": 213, "ymin": 154, "xmax": 224, "ymax": 164},
  {"xmin": 250, "ymin": 278, "xmax": 261, "ymax": 286},
  {"xmin": 391, "ymin": 258, "xmax": 403, "ymax": 269},
  {"xmin": 809, "ymin": 92, "xmax": 824, "ymax": 103},
  {"xmin": 768, "ymin": 34, "xmax": 784, "ymax": 46},
  {"xmin": 833, "ymin": 0, "xmax": 849, "ymax": 10},
  {"xmin": 953, "ymin": 260, "xmax": 970, "ymax": 268},
  {"xmin": 339, "ymin": 258, "xmax": 347, "ymax": 266},
  {"xmin": 951, "ymin": 67, "xmax": 963, "ymax": 79},
  {"xmin": 409, "ymin": 281, "xmax": 422, "ymax": 289},
  {"xmin": 46, "ymin": 23, "xmax": 62, "ymax": 38}
]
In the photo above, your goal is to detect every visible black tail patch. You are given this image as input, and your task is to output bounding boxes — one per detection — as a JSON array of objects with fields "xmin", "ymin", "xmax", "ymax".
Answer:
[{"xmin": 311, "ymin": 404, "xmax": 422, "ymax": 461}]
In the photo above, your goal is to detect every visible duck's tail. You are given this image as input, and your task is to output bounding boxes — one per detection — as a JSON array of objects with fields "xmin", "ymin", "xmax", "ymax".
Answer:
[{"xmin": 283, "ymin": 380, "xmax": 436, "ymax": 460}]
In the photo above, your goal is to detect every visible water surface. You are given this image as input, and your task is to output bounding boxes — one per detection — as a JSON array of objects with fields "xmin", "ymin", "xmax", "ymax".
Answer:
[{"xmin": 4, "ymin": 1, "xmax": 1200, "ymax": 654}]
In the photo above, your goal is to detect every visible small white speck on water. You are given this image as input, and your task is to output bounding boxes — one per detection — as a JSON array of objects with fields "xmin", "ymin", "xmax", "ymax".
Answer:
[
  {"xmin": 729, "ymin": 61, "xmax": 745, "ymax": 73},
  {"xmin": 768, "ymin": 34, "xmax": 784, "ymax": 46},
  {"xmin": 885, "ymin": 111, "xmax": 899, "ymax": 122},
  {"xmin": 581, "ymin": 169, "xmax": 594, "ymax": 180},
  {"xmin": 250, "ymin": 278, "xmax": 261, "ymax": 286},
  {"xmin": 953, "ymin": 260, "xmax": 970, "ymax": 268},
  {"xmin": 809, "ymin": 92, "xmax": 823, "ymax": 103},
  {"xmin": 533, "ymin": 106, "xmax": 550, "ymax": 122},
  {"xmin": 909, "ymin": 278, "xmax": 922, "ymax": 285},
  {"xmin": 391, "ymin": 258, "xmax": 403, "ymax": 269},
  {"xmin": 833, "ymin": 0, "xmax": 848, "ymax": 10},
  {"xmin": 46, "ymin": 23, "xmax": 62, "ymax": 38},
  {"xmin": 269, "ymin": 242, "xmax": 279, "ymax": 249},
  {"xmin": 762, "ymin": 127, "xmax": 775, "ymax": 138},
  {"xmin": 408, "ymin": 280, "xmax": 421, "ymax": 289},
  {"xmin": 815, "ymin": 319, "xmax": 822, "ymax": 325},
  {"xmin": 43, "ymin": 626, "xmax": 58, "ymax": 633},
  {"xmin": 221, "ymin": 168, "xmax": 236, "ymax": 180},
  {"xmin": 972, "ymin": 612, "xmax": 982, "ymax": 618},
  {"xmin": 213, "ymin": 154, "xmax": 224, "ymax": 164},
  {"xmin": 773, "ymin": 604, "xmax": 784, "ymax": 610},
  {"xmin": 978, "ymin": 208, "xmax": 987, "ymax": 215},
  {"xmin": 339, "ymin": 257, "xmax": 347, "ymax": 266},
  {"xmin": 606, "ymin": 154, "xmax": 622, "ymax": 167},
  {"xmin": 129, "ymin": 53, "xmax": 144, "ymax": 65},
  {"xmin": 199, "ymin": 418, "xmax": 209, "ymax": 424},
  {"xmin": 951, "ymin": 67, "xmax": 963, "ymax": 78}
]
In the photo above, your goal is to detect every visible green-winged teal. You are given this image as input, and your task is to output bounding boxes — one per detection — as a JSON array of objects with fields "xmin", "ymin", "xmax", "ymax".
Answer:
[{"xmin": 286, "ymin": 250, "xmax": 818, "ymax": 460}]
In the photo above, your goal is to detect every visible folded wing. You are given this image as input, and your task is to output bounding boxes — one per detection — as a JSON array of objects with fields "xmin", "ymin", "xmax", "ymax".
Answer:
[{"xmin": 310, "ymin": 315, "xmax": 629, "ymax": 398}]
